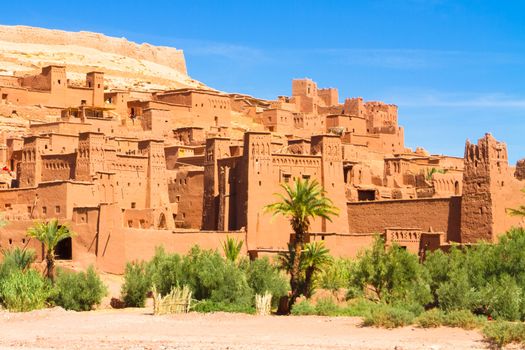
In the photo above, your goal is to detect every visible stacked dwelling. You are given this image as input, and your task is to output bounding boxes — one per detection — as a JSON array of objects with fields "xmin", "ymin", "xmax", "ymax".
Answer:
[{"xmin": 0, "ymin": 69, "xmax": 523, "ymax": 273}]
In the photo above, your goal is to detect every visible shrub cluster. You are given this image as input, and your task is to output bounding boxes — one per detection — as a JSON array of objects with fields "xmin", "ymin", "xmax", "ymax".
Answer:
[
  {"xmin": 121, "ymin": 246, "xmax": 289, "ymax": 312},
  {"xmin": 0, "ymin": 268, "xmax": 50, "ymax": 312},
  {"xmin": 483, "ymin": 321, "xmax": 525, "ymax": 348},
  {"xmin": 0, "ymin": 248, "xmax": 107, "ymax": 312},
  {"xmin": 52, "ymin": 266, "xmax": 107, "ymax": 311},
  {"xmin": 284, "ymin": 228, "xmax": 525, "ymax": 346},
  {"xmin": 425, "ymin": 227, "xmax": 525, "ymax": 321},
  {"xmin": 415, "ymin": 309, "xmax": 484, "ymax": 330},
  {"xmin": 342, "ymin": 229, "xmax": 525, "ymax": 324}
]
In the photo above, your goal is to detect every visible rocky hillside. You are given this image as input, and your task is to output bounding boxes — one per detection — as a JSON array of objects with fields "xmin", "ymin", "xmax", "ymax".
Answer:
[{"xmin": 0, "ymin": 25, "xmax": 206, "ymax": 91}]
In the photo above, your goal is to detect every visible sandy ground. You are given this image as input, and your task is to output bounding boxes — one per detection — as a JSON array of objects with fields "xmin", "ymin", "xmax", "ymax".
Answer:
[{"xmin": 0, "ymin": 307, "xmax": 488, "ymax": 350}]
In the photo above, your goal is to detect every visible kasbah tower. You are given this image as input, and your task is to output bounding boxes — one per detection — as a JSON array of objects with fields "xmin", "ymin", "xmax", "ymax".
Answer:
[{"xmin": 0, "ymin": 26, "xmax": 523, "ymax": 273}]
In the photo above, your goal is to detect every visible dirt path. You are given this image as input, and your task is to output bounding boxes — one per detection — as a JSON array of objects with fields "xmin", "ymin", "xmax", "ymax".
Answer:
[{"xmin": 0, "ymin": 307, "xmax": 487, "ymax": 350}]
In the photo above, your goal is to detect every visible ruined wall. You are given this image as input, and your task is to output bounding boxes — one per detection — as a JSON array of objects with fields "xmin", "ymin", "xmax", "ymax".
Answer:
[
  {"xmin": 347, "ymin": 197, "xmax": 462, "ymax": 242},
  {"xmin": 461, "ymin": 134, "xmax": 525, "ymax": 243}
]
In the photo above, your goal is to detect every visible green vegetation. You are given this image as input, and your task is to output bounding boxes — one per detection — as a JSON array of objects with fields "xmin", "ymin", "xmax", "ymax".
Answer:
[
  {"xmin": 318, "ymin": 258, "xmax": 352, "ymax": 293},
  {"xmin": 4, "ymin": 212, "xmax": 525, "ymax": 350},
  {"xmin": 0, "ymin": 243, "xmax": 107, "ymax": 313},
  {"xmin": 348, "ymin": 235, "xmax": 431, "ymax": 307},
  {"xmin": 362, "ymin": 304, "xmax": 415, "ymax": 329},
  {"xmin": 483, "ymin": 321, "xmax": 525, "ymax": 349},
  {"xmin": 1, "ymin": 247, "xmax": 35, "ymax": 272},
  {"xmin": 425, "ymin": 167, "xmax": 447, "ymax": 181},
  {"xmin": 301, "ymin": 242, "xmax": 332, "ymax": 298},
  {"xmin": 121, "ymin": 246, "xmax": 289, "ymax": 312},
  {"xmin": 222, "ymin": 236, "xmax": 243, "ymax": 264},
  {"xmin": 121, "ymin": 261, "xmax": 150, "ymax": 307},
  {"xmin": 27, "ymin": 219, "xmax": 74, "ymax": 281},
  {"xmin": 245, "ymin": 257, "xmax": 288, "ymax": 308},
  {"xmin": 52, "ymin": 266, "xmax": 107, "ymax": 311},
  {"xmin": 0, "ymin": 269, "xmax": 50, "ymax": 312},
  {"xmin": 265, "ymin": 178, "xmax": 338, "ymax": 311}
]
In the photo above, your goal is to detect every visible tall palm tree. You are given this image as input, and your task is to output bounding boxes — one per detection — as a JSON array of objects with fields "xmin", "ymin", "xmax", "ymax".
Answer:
[
  {"xmin": 507, "ymin": 189, "xmax": 525, "ymax": 217},
  {"xmin": 27, "ymin": 219, "xmax": 74, "ymax": 281},
  {"xmin": 265, "ymin": 178, "xmax": 338, "ymax": 311},
  {"xmin": 301, "ymin": 241, "xmax": 333, "ymax": 298}
]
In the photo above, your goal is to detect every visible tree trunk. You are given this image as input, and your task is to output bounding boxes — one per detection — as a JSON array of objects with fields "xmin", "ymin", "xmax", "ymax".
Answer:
[
  {"xmin": 46, "ymin": 249, "xmax": 55, "ymax": 282},
  {"xmin": 287, "ymin": 230, "xmax": 304, "ymax": 312},
  {"xmin": 304, "ymin": 266, "xmax": 314, "ymax": 298}
]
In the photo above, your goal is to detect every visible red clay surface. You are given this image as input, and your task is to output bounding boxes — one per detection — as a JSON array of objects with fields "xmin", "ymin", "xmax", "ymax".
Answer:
[{"xmin": 0, "ymin": 307, "xmax": 487, "ymax": 350}]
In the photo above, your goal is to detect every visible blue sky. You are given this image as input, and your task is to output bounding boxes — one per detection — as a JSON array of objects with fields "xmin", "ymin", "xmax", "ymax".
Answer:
[{"xmin": 1, "ymin": 0, "xmax": 524, "ymax": 162}]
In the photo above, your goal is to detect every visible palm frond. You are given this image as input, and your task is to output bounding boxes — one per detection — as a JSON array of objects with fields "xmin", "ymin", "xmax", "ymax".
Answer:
[
  {"xmin": 301, "ymin": 241, "xmax": 333, "ymax": 272},
  {"xmin": 222, "ymin": 236, "xmax": 243, "ymax": 263}
]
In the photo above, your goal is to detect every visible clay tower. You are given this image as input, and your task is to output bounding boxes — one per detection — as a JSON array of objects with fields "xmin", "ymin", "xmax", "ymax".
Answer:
[{"xmin": 460, "ymin": 133, "xmax": 511, "ymax": 242}]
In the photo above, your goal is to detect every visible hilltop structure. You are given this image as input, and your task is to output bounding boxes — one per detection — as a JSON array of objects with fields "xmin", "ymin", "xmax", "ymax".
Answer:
[{"xmin": 0, "ymin": 64, "xmax": 523, "ymax": 273}]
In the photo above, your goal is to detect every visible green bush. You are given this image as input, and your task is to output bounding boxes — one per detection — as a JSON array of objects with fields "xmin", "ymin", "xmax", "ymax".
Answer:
[
  {"xmin": 423, "ymin": 249, "xmax": 451, "ymax": 306},
  {"xmin": 436, "ymin": 268, "xmax": 474, "ymax": 311},
  {"xmin": 1, "ymin": 247, "xmax": 35, "ymax": 272},
  {"xmin": 442, "ymin": 309, "xmax": 483, "ymax": 330},
  {"xmin": 343, "ymin": 298, "xmax": 377, "ymax": 317},
  {"xmin": 477, "ymin": 275, "xmax": 523, "ymax": 321},
  {"xmin": 148, "ymin": 247, "xmax": 183, "ymax": 296},
  {"xmin": 192, "ymin": 300, "xmax": 255, "ymax": 314},
  {"xmin": 349, "ymin": 235, "xmax": 431, "ymax": 307},
  {"xmin": 426, "ymin": 229, "xmax": 525, "ymax": 321},
  {"xmin": 415, "ymin": 308, "xmax": 445, "ymax": 328},
  {"xmin": 121, "ymin": 261, "xmax": 150, "ymax": 307},
  {"xmin": 362, "ymin": 304, "xmax": 415, "ymax": 329},
  {"xmin": 291, "ymin": 300, "xmax": 316, "ymax": 315},
  {"xmin": 0, "ymin": 269, "xmax": 49, "ymax": 312},
  {"xmin": 314, "ymin": 297, "xmax": 339, "ymax": 316},
  {"xmin": 53, "ymin": 266, "xmax": 107, "ymax": 311},
  {"xmin": 209, "ymin": 262, "xmax": 252, "ymax": 307},
  {"xmin": 181, "ymin": 246, "xmax": 252, "ymax": 307},
  {"xmin": 318, "ymin": 258, "xmax": 352, "ymax": 292},
  {"xmin": 245, "ymin": 257, "xmax": 288, "ymax": 307},
  {"xmin": 483, "ymin": 321, "xmax": 525, "ymax": 349}
]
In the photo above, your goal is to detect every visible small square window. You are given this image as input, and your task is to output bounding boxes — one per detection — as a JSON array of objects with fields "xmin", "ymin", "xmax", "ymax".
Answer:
[
  {"xmin": 55, "ymin": 206, "xmax": 61, "ymax": 214},
  {"xmin": 131, "ymin": 202, "xmax": 136, "ymax": 209},
  {"xmin": 42, "ymin": 206, "xmax": 47, "ymax": 214}
]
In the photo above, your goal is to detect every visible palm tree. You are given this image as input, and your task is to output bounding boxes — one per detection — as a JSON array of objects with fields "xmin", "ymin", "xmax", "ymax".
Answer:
[
  {"xmin": 425, "ymin": 167, "xmax": 447, "ymax": 181},
  {"xmin": 265, "ymin": 178, "xmax": 338, "ymax": 311},
  {"xmin": 301, "ymin": 241, "xmax": 333, "ymax": 298},
  {"xmin": 222, "ymin": 236, "xmax": 243, "ymax": 263},
  {"xmin": 27, "ymin": 219, "xmax": 74, "ymax": 281}
]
